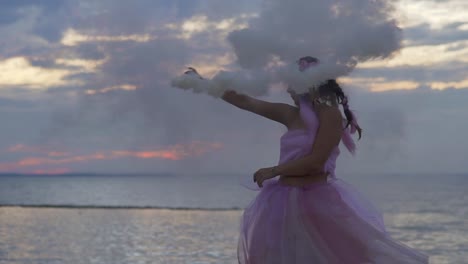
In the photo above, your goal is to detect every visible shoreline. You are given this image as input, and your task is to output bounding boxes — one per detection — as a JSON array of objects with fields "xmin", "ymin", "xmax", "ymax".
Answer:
[{"xmin": 0, "ymin": 204, "xmax": 244, "ymax": 211}]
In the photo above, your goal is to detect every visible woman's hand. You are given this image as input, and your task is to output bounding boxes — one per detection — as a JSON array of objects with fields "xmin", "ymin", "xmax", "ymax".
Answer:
[
  {"xmin": 253, "ymin": 166, "xmax": 278, "ymax": 188},
  {"xmin": 221, "ymin": 90, "xmax": 238, "ymax": 101},
  {"xmin": 184, "ymin": 67, "xmax": 204, "ymax": 79}
]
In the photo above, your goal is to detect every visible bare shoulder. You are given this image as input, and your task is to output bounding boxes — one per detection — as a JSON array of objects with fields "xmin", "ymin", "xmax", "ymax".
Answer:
[{"xmin": 315, "ymin": 105, "xmax": 343, "ymax": 124}]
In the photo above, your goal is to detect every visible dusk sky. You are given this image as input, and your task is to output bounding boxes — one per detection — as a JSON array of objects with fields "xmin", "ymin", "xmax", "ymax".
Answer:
[{"xmin": 0, "ymin": 0, "xmax": 467, "ymax": 175}]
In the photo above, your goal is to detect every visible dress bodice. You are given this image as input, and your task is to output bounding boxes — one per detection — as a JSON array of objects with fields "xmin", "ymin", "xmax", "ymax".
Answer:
[{"xmin": 278, "ymin": 97, "xmax": 341, "ymax": 178}]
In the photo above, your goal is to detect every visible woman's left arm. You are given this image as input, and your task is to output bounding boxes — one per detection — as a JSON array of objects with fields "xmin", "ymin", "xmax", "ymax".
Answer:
[{"xmin": 254, "ymin": 105, "xmax": 343, "ymax": 186}]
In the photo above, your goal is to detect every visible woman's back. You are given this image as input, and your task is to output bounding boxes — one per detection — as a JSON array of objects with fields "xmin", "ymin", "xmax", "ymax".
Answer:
[{"xmin": 278, "ymin": 97, "xmax": 340, "ymax": 187}]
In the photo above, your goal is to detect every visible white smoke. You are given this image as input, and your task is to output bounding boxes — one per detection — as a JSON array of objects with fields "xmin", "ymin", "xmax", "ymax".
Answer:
[{"xmin": 171, "ymin": 0, "xmax": 402, "ymax": 97}]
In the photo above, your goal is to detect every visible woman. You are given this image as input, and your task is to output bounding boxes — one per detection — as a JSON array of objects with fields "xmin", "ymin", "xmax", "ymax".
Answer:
[{"xmin": 220, "ymin": 56, "xmax": 429, "ymax": 263}]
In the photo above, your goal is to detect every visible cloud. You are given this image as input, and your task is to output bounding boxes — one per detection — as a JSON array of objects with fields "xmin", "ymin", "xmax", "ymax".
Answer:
[
  {"xmin": 61, "ymin": 28, "xmax": 155, "ymax": 46},
  {"xmin": 193, "ymin": 0, "xmax": 259, "ymax": 20},
  {"xmin": 0, "ymin": 1, "xmax": 65, "ymax": 26},
  {"xmin": 172, "ymin": 0, "xmax": 403, "ymax": 98},
  {"xmin": 397, "ymin": 0, "xmax": 468, "ymax": 29},
  {"xmin": 165, "ymin": 14, "xmax": 254, "ymax": 40},
  {"xmin": 0, "ymin": 0, "xmax": 467, "ymax": 175},
  {"xmin": 404, "ymin": 22, "xmax": 468, "ymax": 46},
  {"xmin": 0, "ymin": 57, "xmax": 77, "ymax": 89},
  {"xmin": 355, "ymin": 61, "xmax": 468, "ymax": 83},
  {"xmin": 0, "ymin": 1, "xmax": 74, "ymax": 59},
  {"xmin": 7, "ymin": 144, "xmax": 70, "ymax": 157},
  {"xmin": 342, "ymin": 60, "xmax": 468, "ymax": 92},
  {"xmin": 229, "ymin": 0, "xmax": 401, "ymax": 68}
]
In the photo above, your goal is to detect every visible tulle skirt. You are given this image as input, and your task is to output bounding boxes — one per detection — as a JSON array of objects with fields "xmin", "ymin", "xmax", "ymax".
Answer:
[{"xmin": 238, "ymin": 177, "xmax": 429, "ymax": 264}]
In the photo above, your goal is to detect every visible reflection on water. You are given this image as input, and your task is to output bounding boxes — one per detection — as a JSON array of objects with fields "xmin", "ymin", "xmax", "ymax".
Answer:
[
  {"xmin": 0, "ymin": 208, "xmax": 240, "ymax": 264},
  {"xmin": 0, "ymin": 207, "xmax": 466, "ymax": 263},
  {"xmin": 386, "ymin": 212, "xmax": 468, "ymax": 264}
]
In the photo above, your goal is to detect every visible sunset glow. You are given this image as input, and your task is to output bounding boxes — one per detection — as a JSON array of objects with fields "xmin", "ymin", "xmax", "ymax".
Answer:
[{"xmin": 0, "ymin": 141, "xmax": 223, "ymax": 173}]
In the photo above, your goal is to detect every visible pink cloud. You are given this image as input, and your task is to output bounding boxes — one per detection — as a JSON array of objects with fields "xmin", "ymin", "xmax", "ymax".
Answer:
[{"xmin": 0, "ymin": 141, "xmax": 223, "ymax": 173}]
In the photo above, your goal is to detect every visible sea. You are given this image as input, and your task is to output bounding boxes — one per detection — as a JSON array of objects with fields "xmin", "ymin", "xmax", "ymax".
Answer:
[{"xmin": 0, "ymin": 173, "xmax": 466, "ymax": 264}]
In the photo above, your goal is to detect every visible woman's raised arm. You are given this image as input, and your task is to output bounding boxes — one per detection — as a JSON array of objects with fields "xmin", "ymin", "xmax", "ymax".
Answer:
[{"xmin": 221, "ymin": 90, "xmax": 296, "ymax": 127}]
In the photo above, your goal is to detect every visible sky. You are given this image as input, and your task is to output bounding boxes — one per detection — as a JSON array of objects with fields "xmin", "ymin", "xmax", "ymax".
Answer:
[{"xmin": 0, "ymin": 0, "xmax": 467, "ymax": 176}]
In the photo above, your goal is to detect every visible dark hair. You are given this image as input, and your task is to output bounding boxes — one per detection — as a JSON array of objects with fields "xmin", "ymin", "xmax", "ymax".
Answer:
[
  {"xmin": 296, "ymin": 55, "xmax": 362, "ymax": 138},
  {"xmin": 298, "ymin": 56, "xmax": 319, "ymax": 64},
  {"xmin": 317, "ymin": 80, "xmax": 363, "ymax": 139}
]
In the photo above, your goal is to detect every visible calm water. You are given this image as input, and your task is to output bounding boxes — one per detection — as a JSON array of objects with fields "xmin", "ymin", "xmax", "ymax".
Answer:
[{"xmin": 0, "ymin": 173, "xmax": 467, "ymax": 263}]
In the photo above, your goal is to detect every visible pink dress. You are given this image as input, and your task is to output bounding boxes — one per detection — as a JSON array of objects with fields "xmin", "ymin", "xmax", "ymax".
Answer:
[{"xmin": 237, "ymin": 98, "xmax": 429, "ymax": 263}]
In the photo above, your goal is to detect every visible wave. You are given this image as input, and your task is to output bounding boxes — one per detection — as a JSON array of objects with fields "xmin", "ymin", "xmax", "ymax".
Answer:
[{"xmin": 0, "ymin": 204, "xmax": 243, "ymax": 211}]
